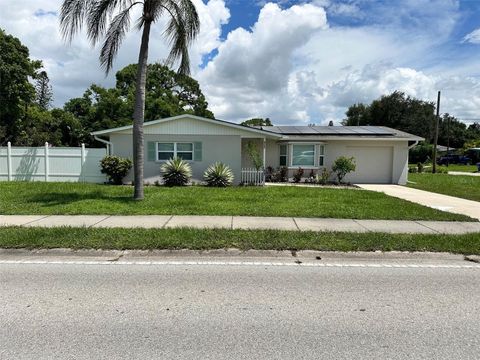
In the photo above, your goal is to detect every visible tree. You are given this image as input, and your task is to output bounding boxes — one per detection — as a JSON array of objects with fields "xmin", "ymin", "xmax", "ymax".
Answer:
[
  {"xmin": 35, "ymin": 71, "xmax": 53, "ymax": 110},
  {"xmin": 116, "ymin": 63, "xmax": 214, "ymax": 120},
  {"xmin": 241, "ymin": 118, "xmax": 273, "ymax": 127},
  {"xmin": 342, "ymin": 91, "xmax": 471, "ymax": 147},
  {"xmin": 0, "ymin": 29, "xmax": 42, "ymax": 144},
  {"xmin": 63, "ymin": 63, "xmax": 214, "ymax": 146},
  {"xmin": 60, "ymin": 0, "xmax": 200, "ymax": 200}
]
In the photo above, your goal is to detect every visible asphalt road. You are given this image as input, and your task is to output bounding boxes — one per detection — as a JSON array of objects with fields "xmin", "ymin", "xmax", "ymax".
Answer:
[{"xmin": 1, "ymin": 258, "xmax": 480, "ymax": 359}]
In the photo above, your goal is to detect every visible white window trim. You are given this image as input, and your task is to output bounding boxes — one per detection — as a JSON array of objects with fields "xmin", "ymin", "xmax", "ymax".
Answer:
[
  {"xmin": 290, "ymin": 143, "xmax": 317, "ymax": 168},
  {"xmin": 286, "ymin": 143, "xmax": 326, "ymax": 169},
  {"xmin": 319, "ymin": 144, "xmax": 326, "ymax": 167},
  {"xmin": 156, "ymin": 142, "xmax": 194, "ymax": 162},
  {"xmin": 279, "ymin": 144, "xmax": 288, "ymax": 167}
]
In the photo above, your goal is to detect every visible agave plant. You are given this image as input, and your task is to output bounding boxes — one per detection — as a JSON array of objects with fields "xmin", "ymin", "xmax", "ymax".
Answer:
[
  {"xmin": 161, "ymin": 157, "xmax": 192, "ymax": 186},
  {"xmin": 203, "ymin": 162, "xmax": 234, "ymax": 187}
]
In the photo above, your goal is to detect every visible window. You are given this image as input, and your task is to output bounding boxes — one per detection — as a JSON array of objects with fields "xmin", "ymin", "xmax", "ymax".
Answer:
[
  {"xmin": 157, "ymin": 143, "xmax": 174, "ymax": 160},
  {"xmin": 157, "ymin": 142, "xmax": 193, "ymax": 161},
  {"xmin": 319, "ymin": 145, "xmax": 325, "ymax": 167},
  {"xmin": 176, "ymin": 143, "xmax": 193, "ymax": 160},
  {"xmin": 279, "ymin": 144, "xmax": 287, "ymax": 166},
  {"xmin": 292, "ymin": 144, "xmax": 315, "ymax": 166}
]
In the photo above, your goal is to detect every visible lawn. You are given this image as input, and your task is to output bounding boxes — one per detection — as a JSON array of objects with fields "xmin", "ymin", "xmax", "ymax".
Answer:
[
  {"xmin": 409, "ymin": 164, "xmax": 478, "ymax": 173},
  {"xmin": 408, "ymin": 173, "xmax": 480, "ymax": 202},
  {"xmin": 0, "ymin": 182, "xmax": 471, "ymax": 221},
  {"xmin": 0, "ymin": 227, "xmax": 479, "ymax": 255}
]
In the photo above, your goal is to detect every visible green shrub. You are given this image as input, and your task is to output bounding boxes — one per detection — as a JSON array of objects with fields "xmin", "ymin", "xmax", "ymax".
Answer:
[
  {"xmin": 204, "ymin": 162, "xmax": 234, "ymax": 187},
  {"xmin": 276, "ymin": 166, "xmax": 288, "ymax": 182},
  {"xmin": 161, "ymin": 157, "xmax": 192, "ymax": 186},
  {"xmin": 332, "ymin": 156, "xmax": 356, "ymax": 183},
  {"xmin": 417, "ymin": 162, "xmax": 424, "ymax": 173},
  {"xmin": 293, "ymin": 167, "xmax": 304, "ymax": 183},
  {"xmin": 100, "ymin": 155, "xmax": 132, "ymax": 185},
  {"xmin": 316, "ymin": 168, "xmax": 331, "ymax": 184},
  {"xmin": 409, "ymin": 142, "xmax": 433, "ymax": 163},
  {"xmin": 246, "ymin": 141, "xmax": 263, "ymax": 170}
]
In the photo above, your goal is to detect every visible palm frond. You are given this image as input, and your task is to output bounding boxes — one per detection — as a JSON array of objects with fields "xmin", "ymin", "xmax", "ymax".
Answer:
[
  {"xmin": 159, "ymin": 0, "xmax": 200, "ymax": 75},
  {"xmin": 99, "ymin": 7, "xmax": 133, "ymax": 73},
  {"xmin": 60, "ymin": 0, "xmax": 89, "ymax": 42},
  {"xmin": 87, "ymin": 0, "xmax": 129, "ymax": 44}
]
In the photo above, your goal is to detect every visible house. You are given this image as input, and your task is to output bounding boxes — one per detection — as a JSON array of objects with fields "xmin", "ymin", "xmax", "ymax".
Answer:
[{"xmin": 91, "ymin": 114, "xmax": 423, "ymax": 185}]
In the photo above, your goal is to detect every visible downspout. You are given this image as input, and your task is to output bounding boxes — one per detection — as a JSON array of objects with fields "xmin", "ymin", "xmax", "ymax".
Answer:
[
  {"xmin": 94, "ymin": 136, "xmax": 113, "ymax": 155},
  {"xmin": 408, "ymin": 140, "xmax": 419, "ymax": 149}
]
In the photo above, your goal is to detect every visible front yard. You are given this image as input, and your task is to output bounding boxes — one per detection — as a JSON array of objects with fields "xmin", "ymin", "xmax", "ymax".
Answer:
[
  {"xmin": 408, "ymin": 173, "xmax": 480, "ymax": 202},
  {"xmin": 0, "ymin": 182, "xmax": 471, "ymax": 221}
]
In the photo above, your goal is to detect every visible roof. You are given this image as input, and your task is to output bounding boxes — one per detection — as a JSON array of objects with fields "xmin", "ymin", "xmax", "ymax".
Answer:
[
  {"xmin": 91, "ymin": 115, "xmax": 422, "ymax": 141},
  {"xmin": 91, "ymin": 114, "xmax": 282, "ymax": 138},
  {"xmin": 254, "ymin": 125, "xmax": 423, "ymax": 141}
]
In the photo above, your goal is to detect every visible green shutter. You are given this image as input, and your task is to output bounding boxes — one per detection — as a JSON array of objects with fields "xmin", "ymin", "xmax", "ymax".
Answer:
[
  {"xmin": 194, "ymin": 142, "xmax": 202, "ymax": 161},
  {"xmin": 147, "ymin": 142, "xmax": 156, "ymax": 162}
]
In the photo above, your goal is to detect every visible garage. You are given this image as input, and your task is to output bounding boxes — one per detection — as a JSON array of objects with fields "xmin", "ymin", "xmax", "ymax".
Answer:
[{"xmin": 346, "ymin": 146, "xmax": 393, "ymax": 183}]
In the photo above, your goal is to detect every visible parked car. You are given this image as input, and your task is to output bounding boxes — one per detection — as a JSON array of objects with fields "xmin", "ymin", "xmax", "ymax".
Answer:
[
  {"xmin": 465, "ymin": 148, "xmax": 480, "ymax": 164},
  {"xmin": 436, "ymin": 154, "xmax": 471, "ymax": 165}
]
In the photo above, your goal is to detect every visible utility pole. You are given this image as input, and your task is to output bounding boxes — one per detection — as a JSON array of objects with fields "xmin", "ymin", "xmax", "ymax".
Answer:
[{"xmin": 432, "ymin": 91, "xmax": 441, "ymax": 174}]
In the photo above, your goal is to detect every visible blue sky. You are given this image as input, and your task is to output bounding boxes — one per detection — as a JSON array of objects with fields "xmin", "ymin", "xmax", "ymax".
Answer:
[{"xmin": 2, "ymin": 0, "xmax": 480, "ymax": 125}]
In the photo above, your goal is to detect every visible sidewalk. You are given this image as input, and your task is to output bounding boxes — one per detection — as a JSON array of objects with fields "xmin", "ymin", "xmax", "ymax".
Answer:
[{"xmin": 1, "ymin": 215, "xmax": 480, "ymax": 234}]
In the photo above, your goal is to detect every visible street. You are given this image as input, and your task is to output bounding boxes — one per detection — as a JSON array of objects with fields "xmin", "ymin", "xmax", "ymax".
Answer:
[{"xmin": 1, "ymin": 253, "xmax": 479, "ymax": 359}]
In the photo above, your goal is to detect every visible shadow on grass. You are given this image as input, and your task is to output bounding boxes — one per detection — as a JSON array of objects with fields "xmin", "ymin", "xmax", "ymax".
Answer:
[{"xmin": 27, "ymin": 191, "xmax": 134, "ymax": 207}]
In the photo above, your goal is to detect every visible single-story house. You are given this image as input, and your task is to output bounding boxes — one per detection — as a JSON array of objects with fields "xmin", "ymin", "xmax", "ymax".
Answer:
[{"xmin": 92, "ymin": 114, "xmax": 423, "ymax": 185}]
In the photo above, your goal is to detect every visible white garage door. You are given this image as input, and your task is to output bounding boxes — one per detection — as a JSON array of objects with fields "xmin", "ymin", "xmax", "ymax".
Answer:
[{"xmin": 346, "ymin": 146, "xmax": 393, "ymax": 184}]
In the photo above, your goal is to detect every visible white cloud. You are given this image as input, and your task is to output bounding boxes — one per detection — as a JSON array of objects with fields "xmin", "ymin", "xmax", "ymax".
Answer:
[
  {"xmin": 0, "ymin": 0, "xmax": 229, "ymax": 106},
  {"xmin": 1, "ymin": 0, "xmax": 479, "ymax": 127},
  {"xmin": 197, "ymin": 2, "xmax": 328, "ymax": 122},
  {"xmin": 462, "ymin": 28, "xmax": 480, "ymax": 44}
]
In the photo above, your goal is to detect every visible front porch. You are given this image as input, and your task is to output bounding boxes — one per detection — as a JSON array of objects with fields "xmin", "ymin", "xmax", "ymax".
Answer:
[{"xmin": 240, "ymin": 137, "xmax": 327, "ymax": 184}]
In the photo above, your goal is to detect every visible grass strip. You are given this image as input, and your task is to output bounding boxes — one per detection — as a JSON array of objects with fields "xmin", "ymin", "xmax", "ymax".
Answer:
[{"xmin": 1, "ymin": 227, "xmax": 479, "ymax": 255}]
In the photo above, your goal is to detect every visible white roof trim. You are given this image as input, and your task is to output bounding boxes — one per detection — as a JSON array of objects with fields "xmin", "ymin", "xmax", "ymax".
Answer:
[{"xmin": 91, "ymin": 114, "xmax": 282, "ymax": 138}]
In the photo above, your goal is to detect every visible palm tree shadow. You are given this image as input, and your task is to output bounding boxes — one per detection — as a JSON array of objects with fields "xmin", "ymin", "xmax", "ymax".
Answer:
[{"xmin": 27, "ymin": 190, "xmax": 134, "ymax": 207}]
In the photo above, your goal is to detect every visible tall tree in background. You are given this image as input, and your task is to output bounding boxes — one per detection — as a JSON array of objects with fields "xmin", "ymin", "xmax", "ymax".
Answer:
[
  {"xmin": 343, "ymin": 91, "xmax": 443, "ymax": 143},
  {"xmin": 60, "ymin": 0, "xmax": 200, "ymax": 200},
  {"xmin": 241, "ymin": 118, "xmax": 273, "ymax": 127},
  {"xmin": 35, "ymin": 71, "xmax": 54, "ymax": 110},
  {"xmin": 0, "ymin": 29, "xmax": 41, "ymax": 144}
]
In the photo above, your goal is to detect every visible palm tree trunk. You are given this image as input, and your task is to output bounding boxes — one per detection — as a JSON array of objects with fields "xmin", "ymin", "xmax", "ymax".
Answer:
[{"xmin": 132, "ymin": 20, "xmax": 152, "ymax": 200}]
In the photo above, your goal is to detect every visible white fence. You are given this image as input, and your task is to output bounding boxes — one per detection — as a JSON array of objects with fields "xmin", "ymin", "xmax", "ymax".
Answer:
[
  {"xmin": 241, "ymin": 168, "xmax": 265, "ymax": 186},
  {"xmin": 0, "ymin": 142, "xmax": 107, "ymax": 183}
]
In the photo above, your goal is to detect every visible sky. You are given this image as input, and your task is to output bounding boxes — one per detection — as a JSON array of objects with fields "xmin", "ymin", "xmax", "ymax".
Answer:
[{"xmin": 1, "ymin": 0, "xmax": 480, "ymax": 126}]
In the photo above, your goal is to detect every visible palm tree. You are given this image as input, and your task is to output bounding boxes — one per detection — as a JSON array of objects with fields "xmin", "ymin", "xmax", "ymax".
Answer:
[{"xmin": 60, "ymin": 0, "xmax": 200, "ymax": 200}]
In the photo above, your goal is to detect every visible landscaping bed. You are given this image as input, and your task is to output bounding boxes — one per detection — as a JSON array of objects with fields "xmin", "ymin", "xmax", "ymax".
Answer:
[
  {"xmin": 0, "ymin": 182, "xmax": 471, "ymax": 221},
  {"xmin": 0, "ymin": 227, "xmax": 479, "ymax": 255},
  {"xmin": 408, "ymin": 173, "xmax": 480, "ymax": 202}
]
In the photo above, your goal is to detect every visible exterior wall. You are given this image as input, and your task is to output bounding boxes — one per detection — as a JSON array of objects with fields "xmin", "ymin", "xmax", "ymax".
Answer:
[
  {"xmin": 110, "ymin": 134, "xmax": 242, "ymax": 184},
  {"xmin": 261, "ymin": 139, "xmax": 409, "ymax": 184}
]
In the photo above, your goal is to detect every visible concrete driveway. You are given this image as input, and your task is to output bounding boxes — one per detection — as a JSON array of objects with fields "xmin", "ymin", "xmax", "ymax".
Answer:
[{"xmin": 358, "ymin": 184, "xmax": 480, "ymax": 220}]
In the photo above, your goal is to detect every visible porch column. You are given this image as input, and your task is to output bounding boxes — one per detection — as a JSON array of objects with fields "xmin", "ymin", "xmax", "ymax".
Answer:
[{"xmin": 262, "ymin": 138, "xmax": 266, "ymax": 170}]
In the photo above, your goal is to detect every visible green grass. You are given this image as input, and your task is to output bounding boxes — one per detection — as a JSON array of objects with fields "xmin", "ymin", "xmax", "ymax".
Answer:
[
  {"xmin": 440, "ymin": 164, "xmax": 478, "ymax": 173},
  {"xmin": 408, "ymin": 173, "xmax": 480, "ymax": 202},
  {"xmin": 0, "ymin": 227, "xmax": 479, "ymax": 254},
  {"xmin": 409, "ymin": 163, "xmax": 478, "ymax": 173},
  {"xmin": 0, "ymin": 182, "xmax": 471, "ymax": 221}
]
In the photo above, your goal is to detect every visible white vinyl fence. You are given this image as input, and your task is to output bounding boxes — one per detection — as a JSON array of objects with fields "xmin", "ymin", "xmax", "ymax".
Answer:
[
  {"xmin": 241, "ymin": 168, "xmax": 265, "ymax": 186},
  {"xmin": 0, "ymin": 142, "xmax": 107, "ymax": 183}
]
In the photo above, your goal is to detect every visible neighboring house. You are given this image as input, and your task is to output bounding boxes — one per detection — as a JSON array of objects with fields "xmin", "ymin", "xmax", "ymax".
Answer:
[{"xmin": 91, "ymin": 114, "xmax": 423, "ymax": 185}]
